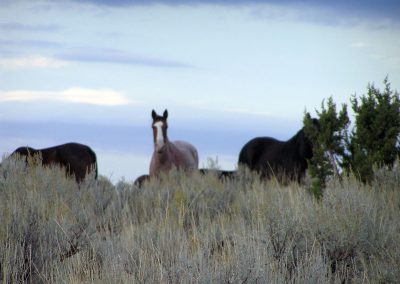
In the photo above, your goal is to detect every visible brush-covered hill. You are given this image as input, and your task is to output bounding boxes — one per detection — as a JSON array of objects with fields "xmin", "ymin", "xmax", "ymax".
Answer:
[{"xmin": 1, "ymin": 157, "xmax": 399, "ymax": 283}]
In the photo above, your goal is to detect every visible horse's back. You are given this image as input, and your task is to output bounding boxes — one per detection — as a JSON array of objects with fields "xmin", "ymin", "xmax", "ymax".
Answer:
[
  {"xmin": 55, "ymin": 143, "xmax": 96, "ymax": 160},
  {"xmin": 239, "ymin": 137, "xmax": 283, "ymax": 169}
]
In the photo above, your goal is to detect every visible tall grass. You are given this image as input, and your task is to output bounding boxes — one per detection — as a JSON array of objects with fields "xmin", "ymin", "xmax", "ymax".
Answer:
[{"xmin": 0, "ymin": 156, "xmax": 399, "ymax": 283}]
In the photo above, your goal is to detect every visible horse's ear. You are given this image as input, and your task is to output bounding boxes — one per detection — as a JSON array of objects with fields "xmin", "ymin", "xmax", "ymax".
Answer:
[
  {"xmin": 151, "ymin": 110, "xmax": 157, "ymax": 120},
  {"xmin": 163, "ymin": 109, "xmax": 168, "ymax": 119}
]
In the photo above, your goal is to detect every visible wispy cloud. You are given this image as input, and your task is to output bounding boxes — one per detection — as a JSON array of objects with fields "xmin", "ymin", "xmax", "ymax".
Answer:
[
  {"xmin": 0, "ymin": 88, "xmax": 131, "ymax": 106},
  {"xmin": 0, "ymin": 22, "xmax": 61, "ymax": 32},
  {"xmin": 0, "ymin": 39, "xmax": 63, "ymax": 49},
  {"xmin": 0, "ymin": 56, "xmax": 69, "ymax": 69},
  {"xmin": 0, "ymin": 44, "xmax": 193, "ymax": 69},
  {"xmin": 249, "ymin": 2, "xmax": 400, "ymax": 28},
  {"xmin": 350, "ymin": 42, "xmax": 368, "ymax": 49},
  {"xmin": 57, "ymin": 47, "xmax": 194, "ymax": 68},
  {"xmin": 68, "ymin": 0, "xmax": 400, "ymax": 23}
]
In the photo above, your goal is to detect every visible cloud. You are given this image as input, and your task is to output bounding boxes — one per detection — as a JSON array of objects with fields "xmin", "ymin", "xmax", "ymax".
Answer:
[
  {"xmin": 0, "ymin": 43, "xmax": 191, "ymax": 69},
  {"xmin": 67, "ymin": 0, "xmax": 400, "ymax": 27},
  {"xmin": 0, "ymin": 39, "xmax": 63, "ymax": 49},
  {"xmin": 0, "ymin": 40, "xmax": 64, "ymax": 57},
  {"xmin": 3, "ymin": 0, "xmax": 399, "ymax": 26},
  {"xmin": 249, "ymin": 1, "xmax": 400, "ymax": 28},
  {"xmin": 57, "ymin": 48, "xmax": 194, "ymax": 68},
  {"xmin": 0, "ymin": 22, "xmax": 61, "ymax": 32},
  {"xmin": 0, "ymin": 56, "xmax": 69, "ymax": 69},
  {"xmin": 351, "ymin": 42, "xmax": 368, "ymax": 48},
  {"xmin": 0, "ymin": 88, "xmax": 131, "ymax": 106}
]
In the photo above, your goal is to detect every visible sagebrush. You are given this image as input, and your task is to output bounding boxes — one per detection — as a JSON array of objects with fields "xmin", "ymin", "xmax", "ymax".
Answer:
[{"xmin": 0, "ymin": 156, "xmax": 399, "ymax": 283}]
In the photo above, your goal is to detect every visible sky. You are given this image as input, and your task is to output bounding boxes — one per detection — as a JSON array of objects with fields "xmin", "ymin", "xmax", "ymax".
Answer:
[{"xmin": 1, "ymin": 0, "xmax": 399, "ymax": 182}]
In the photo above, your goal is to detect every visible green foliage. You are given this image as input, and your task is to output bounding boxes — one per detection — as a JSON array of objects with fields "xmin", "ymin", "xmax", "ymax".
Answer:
[
  {"xmin": 305, "ymin": 77, "xmax": 399, "ymax": 187},
  {"xmin": 1, "ymin": 157, "xmax": 400, "ymax": 283},
  {"xmin": 304, "ymin": 97, "xmax": 350, "ymax": 197},
  {"xmin": 346, "ymin": 77, "xmax": 400, "ymax": 182}
]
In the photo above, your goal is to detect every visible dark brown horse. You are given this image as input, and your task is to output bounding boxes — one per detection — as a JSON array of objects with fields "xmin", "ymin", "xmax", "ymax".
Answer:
[
  {"xmin": 149, "ymin": 109, "xmax": 199, "ymax": 176},
  {"xmin": 199, "ymin": 168, "xmax": 236, "ymax": 181},
  {"xmin": 135, "ymin": 170, "xmax": 235, "ymax": 188},
  {"xmin": 238, "ymin": 120, "xmax": 318, "ymax": 182},
  {"xmin": 11, "ymin": 142, "xmax": 98, "ymax": 182},
  {"xmin": 134, "ymin": 174, "xmax": 150, "ymax": 188}
]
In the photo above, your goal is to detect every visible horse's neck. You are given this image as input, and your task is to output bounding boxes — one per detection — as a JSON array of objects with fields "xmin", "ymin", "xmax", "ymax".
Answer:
[
  {"xmin": 155, "ymin": 141, "xmax": 176, "ymax": 163},
  {"xmin": 282, "ymin": 131, "xmax": 302, "ymax": 156},
  {"xmin": 286, "ymin": 129, "xmax": 309, "ymax": 158}
]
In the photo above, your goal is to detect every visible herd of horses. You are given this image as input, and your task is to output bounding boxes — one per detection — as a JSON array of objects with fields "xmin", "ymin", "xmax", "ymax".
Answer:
[{"xmin": 4, "ymin": 109, "xmax": 318, "ymax": 186}]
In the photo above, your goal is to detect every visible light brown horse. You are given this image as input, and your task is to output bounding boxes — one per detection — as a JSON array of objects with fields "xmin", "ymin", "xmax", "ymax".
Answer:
[{"xmin": 149, "ymin": 109, "xmax": 199, "ymax": 176}]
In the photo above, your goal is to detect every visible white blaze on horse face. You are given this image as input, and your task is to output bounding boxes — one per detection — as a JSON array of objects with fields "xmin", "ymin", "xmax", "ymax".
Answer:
[{"xmin": 154, "ymin": 121, "xmax": 165, "ymax": 151}]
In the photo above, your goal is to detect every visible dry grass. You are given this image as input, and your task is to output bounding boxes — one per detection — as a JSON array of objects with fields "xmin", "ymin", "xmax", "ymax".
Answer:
[{"xmin": 0, "ymin": 156, "xmax": 399, "ymax": 283}]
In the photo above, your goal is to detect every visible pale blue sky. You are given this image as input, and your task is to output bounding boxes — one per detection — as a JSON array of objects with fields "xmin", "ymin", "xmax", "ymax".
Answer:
[{"xmin": 1, "ymin": 0, "xmax": 399, "ymax": 182}]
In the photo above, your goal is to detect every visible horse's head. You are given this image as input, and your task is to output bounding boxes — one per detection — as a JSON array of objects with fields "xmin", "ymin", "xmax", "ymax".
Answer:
[
  {"xmin": 12, "ymin": 146, "xmax": 38, "ymax": 163},
  {"xmin": 299, "ymin": 117, "xmax": 320, "ymax": 159},
  {"xmin": 151, "ymin": 109, "xmax": 169, "ymax": 153},
  {"xmin": 13, "ymin": 146, "xmax": 36, "ymax": 157}
]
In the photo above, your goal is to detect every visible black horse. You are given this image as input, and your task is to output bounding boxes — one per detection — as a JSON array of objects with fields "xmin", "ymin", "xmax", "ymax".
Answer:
[
  {"xmin": 11, "ymin": 142, "xmax": 98, "ymax": 182},
  {"xmin": 238, "ymin": 121, "xmax": 317, "ymax": 182}
]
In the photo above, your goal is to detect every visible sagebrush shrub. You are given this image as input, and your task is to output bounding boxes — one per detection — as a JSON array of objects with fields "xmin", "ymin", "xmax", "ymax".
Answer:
[{"xmin": 1, "ymin": 156, "xmax": 399, "ymax": 283}]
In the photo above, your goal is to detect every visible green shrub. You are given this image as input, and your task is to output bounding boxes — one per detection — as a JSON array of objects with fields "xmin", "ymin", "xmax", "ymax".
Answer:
[{"xmin": 304, "ymin": 77, "xmax": 399, "ymax": 187}]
